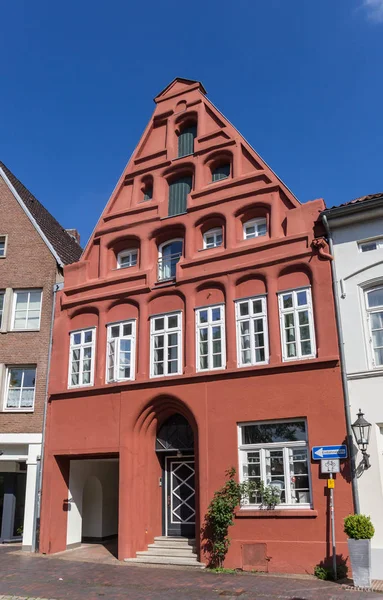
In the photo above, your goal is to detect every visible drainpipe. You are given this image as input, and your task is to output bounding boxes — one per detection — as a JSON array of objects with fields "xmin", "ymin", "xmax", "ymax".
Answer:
[
  {"xmin": 321, "ymin": 214, "xmax": 360, "ymax": 514},
  {"xmin": 32, "ymin": 281, "xmax": 64, "ymax": 552}
]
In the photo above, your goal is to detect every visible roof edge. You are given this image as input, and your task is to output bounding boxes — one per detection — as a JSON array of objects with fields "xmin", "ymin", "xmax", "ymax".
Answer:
[
  {"xmin": 0, "ymin": 166, "xmax": 64, "ymax": 268},
  {"xmin": 322, "ymin": 195, "xmax": 383, "ymax": 220}
]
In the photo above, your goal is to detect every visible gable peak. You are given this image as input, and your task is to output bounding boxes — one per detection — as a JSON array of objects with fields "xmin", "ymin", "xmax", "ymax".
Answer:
[{"xmin": 154, "ymin": 77, "xmax": 207, "ymax": 103}]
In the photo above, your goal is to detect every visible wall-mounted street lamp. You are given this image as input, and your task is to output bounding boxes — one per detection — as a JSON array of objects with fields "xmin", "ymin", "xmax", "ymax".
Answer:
[{"xmin": 351, "ymin": 409, "xmax": 372, "ymax": 469}]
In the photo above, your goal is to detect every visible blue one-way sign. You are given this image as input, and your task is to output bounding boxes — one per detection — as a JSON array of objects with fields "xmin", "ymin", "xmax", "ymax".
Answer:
[{"xmin": 312, "ymin": 445, "xmax": 348, "ymax": 460}]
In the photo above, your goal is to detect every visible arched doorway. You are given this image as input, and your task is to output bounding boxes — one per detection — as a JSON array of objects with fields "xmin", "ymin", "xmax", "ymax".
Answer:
[{"xmin": 156, "ymin": 414, "xmax": 195, "ymax": 538}]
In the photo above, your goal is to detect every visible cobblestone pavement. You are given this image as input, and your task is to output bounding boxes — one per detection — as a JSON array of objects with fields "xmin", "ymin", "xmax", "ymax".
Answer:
[{"xmin": 0, "ymin": 545, "xmax": 379, "ymax": 600}]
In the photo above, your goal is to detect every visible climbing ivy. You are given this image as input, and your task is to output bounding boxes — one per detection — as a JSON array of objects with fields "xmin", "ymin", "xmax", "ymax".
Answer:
[{"xmin": 202, "ymin": 467, "xmax": 280, "ymax": 568}]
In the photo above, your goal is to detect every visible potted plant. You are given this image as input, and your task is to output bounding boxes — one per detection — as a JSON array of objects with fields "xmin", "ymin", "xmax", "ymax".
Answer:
[{"xmin": 344, "ymin": 514, "xmax": 374, "ymax": 588}]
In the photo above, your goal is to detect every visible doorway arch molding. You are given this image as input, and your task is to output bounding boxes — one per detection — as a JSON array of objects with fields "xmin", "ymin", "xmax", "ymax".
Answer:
[{"xmin": 133, "ymin": 394, "xmax": 198, "ymax": 441}]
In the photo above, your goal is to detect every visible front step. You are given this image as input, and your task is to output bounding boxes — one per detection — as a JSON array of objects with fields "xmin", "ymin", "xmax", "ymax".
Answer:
[
  {"xmin": 124, "ymin": 536, "xmax": 204, "ymax": 568},
  {"xmin": 125, "ymin": 555, "xmax": 204, "ymax": 567}
]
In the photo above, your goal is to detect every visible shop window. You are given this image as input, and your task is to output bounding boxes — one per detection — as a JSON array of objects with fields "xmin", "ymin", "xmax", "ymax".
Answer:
[{"xmin": 238, "ymin": 420, "xmax": 311, "ymax": 507}]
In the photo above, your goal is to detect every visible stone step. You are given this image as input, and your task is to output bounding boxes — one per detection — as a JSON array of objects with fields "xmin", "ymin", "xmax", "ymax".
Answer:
[
  {"xmin": 153, "ymin": 537, "xmax": 195, "ymax": 547},
  {"xmin": 139, "ymin": 547, "xmax": 196, "ymax": 557},
  {"xmin": 124, "ymin": 555, "xmax": 204, "ymax": 567},
  {"xmin": 149, "ymin": 541, "xmax": 196, "ymax": 550}
]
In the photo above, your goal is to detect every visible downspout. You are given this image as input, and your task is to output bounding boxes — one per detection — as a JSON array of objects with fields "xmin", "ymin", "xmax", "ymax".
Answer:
[
  {"xmin": 321, "ymin": 214, "xmax": 360, "ymax": 514},
  {"xmin": 32, "ymin": 280, "xmax": 63, "ymax": 552}
]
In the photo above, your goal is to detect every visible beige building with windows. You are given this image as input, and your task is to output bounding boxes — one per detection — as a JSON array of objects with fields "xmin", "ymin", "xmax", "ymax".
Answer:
[{"xmin": 0, "ymin": 162, "xmax": 81, "ymax": 550}]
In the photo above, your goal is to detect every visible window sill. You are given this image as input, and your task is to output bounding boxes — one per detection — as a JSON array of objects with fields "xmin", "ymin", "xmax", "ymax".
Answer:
[
  {"xmin": 3, "ymin": 409, "xmax": 34, "ymax": 413},
  {"xmin": 235, "ymin": 508, "xmax": 318, "ymax": 518},
  {"xmin": 9, "ymin": 329, "xmax": 41, "ymax": 333}
]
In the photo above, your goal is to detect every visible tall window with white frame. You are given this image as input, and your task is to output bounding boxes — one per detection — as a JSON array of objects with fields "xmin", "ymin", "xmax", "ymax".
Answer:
[
  {"xmin": 235, "ymin": 297, "xmax": 269, "ymax": 367},
  {"xmin": 106, "ymin": 320, "xmax": 136, "ymax": 382},
  {"xmin": 12, "ymin": 289, "xmax": 42, "ymax": 330},
  {"xmin": 238, "ymin": 420, "xmax": 311, "ymax": 507},
  {"xmin": 150, "ymin": 312, "xmax": 182, "ymax": 377},
  {"xmin": 278, "ymin": 288, "xmax": 316, "ymax": 361},
  {"xmin": 196, "ymin": 304, "xmax": 226, "ymax": 371},
  {"xmin": 365, "ymin": 287, "xmax": 383, "ymax": 367},
  {"xmin": 0, "ymin": 291, "xmax": 4, "ymax": 328},
  {"xmin": 4, "ymin": 366, "xmax": 36, "ymax": 411},
  {"xmin": 69, "ymin": 328, "xmax": 96, "ymax": 388}
]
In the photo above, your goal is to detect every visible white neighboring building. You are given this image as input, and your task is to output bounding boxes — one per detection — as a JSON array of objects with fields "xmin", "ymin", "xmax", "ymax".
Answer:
[{"xmin": 323, "ymin": 193, "xmax": 383, "ymax": 579}]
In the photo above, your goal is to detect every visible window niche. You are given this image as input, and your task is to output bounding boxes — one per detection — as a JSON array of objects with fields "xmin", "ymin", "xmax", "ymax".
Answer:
[
  {"xmin": 197, "ymin": 215, "xmax": 226, "ymax": 252},
  {"xmin": 236, "ymin": 206, "xmax": 270, "ymax": 243},
  {"xmin": 109, "ymin": 237, "xmax": 140, "ymax": 272},
  {"xmin": 176, "ymin": 114, "xmax": 197, "ymax": 158},
  {"xmin": 205, "ymin": 152, "xmax": 233, "ymax": 186},
  {"xmin": 141, "ymin": 176, "xmax": 153, "ymax": 202}
]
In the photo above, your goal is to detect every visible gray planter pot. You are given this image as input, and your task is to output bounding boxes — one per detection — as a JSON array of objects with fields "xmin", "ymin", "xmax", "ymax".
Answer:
[{"xmin": 348, "ymin": 539, "xmax": 371, "ymax": 588}]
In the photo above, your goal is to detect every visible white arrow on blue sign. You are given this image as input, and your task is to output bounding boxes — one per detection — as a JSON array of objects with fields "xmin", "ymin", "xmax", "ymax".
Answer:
[{"xmin": 312, "ymin": 445, "xmax": 348, "ymax": 460}]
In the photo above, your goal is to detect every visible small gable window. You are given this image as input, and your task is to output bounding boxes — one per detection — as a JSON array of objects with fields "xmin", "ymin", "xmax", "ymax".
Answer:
[
  {"xmin": 178, "ymin": 124, "xmax": 197, "ymax": 158},
  {"xmin": 117, "ymin": 249, "xmax": 138, "ymax": 269},
  {"xmin": 168, "ymin": 176, "xmax": 192, "ymax": 216},
  {"xmin": 243, "ymin": 218, "xmax": 267, "ymax": 240},
  {"xmin": 143, "ymin": 185, "xmax": 153, "ymax": 201},
  {"xmin": 203, "ymin": 228, "xmax": 223, "ymax": 249},
  {"xmin": 212, "ymin": 163, "xmax": 230, "ymax": 182}
]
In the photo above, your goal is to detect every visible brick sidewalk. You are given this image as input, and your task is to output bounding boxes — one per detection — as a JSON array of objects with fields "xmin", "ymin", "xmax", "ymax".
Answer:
[{"xmin": 0, "ymin": 545, "xmax": 379, "ymax": 599}]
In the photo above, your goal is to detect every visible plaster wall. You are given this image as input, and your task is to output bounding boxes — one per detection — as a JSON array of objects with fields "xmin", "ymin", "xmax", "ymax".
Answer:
[
  {"xmin": 331, "ymin": 214, "xmax": 383, "ymax": 579},
  {"xmin": 67, "ymin": 459, "xmax": 118, "ymax": 546}
]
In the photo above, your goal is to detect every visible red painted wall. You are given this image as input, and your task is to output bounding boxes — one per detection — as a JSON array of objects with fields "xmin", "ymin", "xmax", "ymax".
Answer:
[{"xmin": 40, "ymin": 78, "xmax": 352, "ymax": 574}]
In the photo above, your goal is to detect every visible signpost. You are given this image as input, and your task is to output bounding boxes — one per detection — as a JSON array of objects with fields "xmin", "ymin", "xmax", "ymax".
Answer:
[{"xmin": 312, "ymin": 445, "xmax": 348, "ymax": 581}]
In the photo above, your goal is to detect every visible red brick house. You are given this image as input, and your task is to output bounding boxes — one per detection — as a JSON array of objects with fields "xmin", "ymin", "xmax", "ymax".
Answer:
[
  {"xmin": 40, "ymin": 78, "xmax": 353, "ymax": 573},
  {"xmin": 0, "ymin": 162, "xmax": 81, "ymax": 550}
]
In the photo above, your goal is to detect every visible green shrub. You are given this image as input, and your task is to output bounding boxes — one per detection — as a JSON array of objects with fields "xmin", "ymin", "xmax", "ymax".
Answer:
[
  {"xmin": 344, "ymin": 514, "xmax": 375, "ymax": 540},
  {"xmin": 314, "ymin": 565, "xmax": 328, "ymax": 580},
  {"xmin": 314, "ymin": 563, "xmax": 348, "ymax": 581}
]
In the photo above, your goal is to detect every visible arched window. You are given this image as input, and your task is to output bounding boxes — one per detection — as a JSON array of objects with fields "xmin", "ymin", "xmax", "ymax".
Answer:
[
  {"xmin": 143, "ymin": 184, "xmax": 153, "ymax": 201},
  {"xmin": 168, "ymin": 176, "xmax": 192, "ymax": 216},
  {"xmin": 203, "ymin": 227, "xmax": 223, "ymax": 249},
  {"xmin": 117, "ymin": 249, "xmax": 138, "ymax": 269},
  {"xmin": 178, "ymin": 124, "xmax": 197, "ymax": 158},
  {"xmin": 158, "ymin": 239, "xmax": 183, "ymax": 281},
  {"xmin": 243, "ymin": 218, "xmax": 267, "ymax": 240},
  {"xmin": 212, "ymin": 163, "xmax": 230, "ymax": 182}
]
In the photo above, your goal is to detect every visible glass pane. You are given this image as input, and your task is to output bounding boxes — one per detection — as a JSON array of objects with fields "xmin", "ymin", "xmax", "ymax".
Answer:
[
  {"xmin": 29, "ymin": 292, "xmax": 41, "ymax": 310},
  {"xmin": 168, "ymin": 315, "xmax": 178, "ymax": 329},
  {"xmin": 111, "ymin": 325, "xmax": 120, "ymax": 338},
  {"xmin": 168, "ymin": 346, "xmax": 178, "ymax": 360},
  {"xmin": 254, "ymin": 319, "xmax": 263, "ymax": 333},
  {"xmin": 286, "ymin": 328, "xmax": 295, "ymax": 342},
  {"xmin": 71, "ymin": 361, "xmax": 80, "ymax": 374},
  {"xmin": 83, "ymin": 347, "xmax": 92, "ymax": 358},
  {"xmin": 216, "ymin": 234, "xmax": 223, "ymax": 245},
  {"xmin": 371, "ymin": 312, "xmax": 383, "ymax": 330},
  {"xmin": 361, "ymin": 242, "xmax": 377, "ymax": 252},
  {"xmin": 282, "ymin": 294, "xmax": 293, "ymax": 309},
  {"xmin": 242, "ymin": 349, "xmax": 251, "ymax": 364},
  {"xmin": 23, "ymin": 369, "xmax": 36, "ymax": 388},
  {"xmin": 268, "ymin": 450, "xmax": 285, "ymax": 501},
  {"xmin": 168, "ymin": 360, "xmax": 178, "ymax": 374},
  {"xmin": 73, "ymin": 333, "xmax": 81, "ymax": 345},
  {"xmin": 199, "ymin": 341, "xmax": 208, "ymax": 355},
  {"xmin": 154, "ymin": 318, "xmax": 164, "ymax": 331},
  {"xmin": 212, "ymin": 340, "xmax": 221, "ymax": 354},
  {"xmin": 284, "ymin": 313, "xmax": 295, "ymax": 328},
  {"xmin": 212, "ymin": 326, "xmax": 221, "ymax": 340},
  {"xmin": 240, "ymin": 321, "xmax": 250, "ymax": 335},
  {"xmin": 254, "ymin": 333, "xmax": 264, "ymax": 348},
  {"xmin": 298, "ymin": 311, "xmax": 309, "ymax": 325},
  {"xmin": 212, "ymin": 307, "xmax": 221, "ymax": 321},
  {"xmin": 20, "ymin": 389, "xmax": 34, "ymax": 408},
  {"xmin": 9, "ymin": 369, "xmax": 23, "ymax": 388},
  {"xmin": 154, "ymin": 335, "xmax": 164, "ymax": 348},
  {"xmin": 241, "ymin": 335, "xmax": 251, "ymax": 349},
  {"xmin": 199, "ymin": 328, "xmax": 208, "ymax": 341},
  {"xmin": 253, "ymin": 300, "xmax": 262, "ymax": 314},
  {"xmin": 205, "ymin": 235, "xmax": 215, "ymax": 247},
  {"xmin": 299, "ymin": 325, "xmax": 310, "ymax": 340},
  {"xmin": 14, "ymin": 313, "xmax": 27, "ymax": 328},
  {"xmin": 368, "ymin": 289, "xmax": 383, "ymax": 308},
  {"xmin": 168, "ymin": 333, "xmax": 178, "ymax": 347},
  {"xmin": 83, "ymin": 359, "xmax": 91, "ymax": 371},
  {"xmin": 71, "ymin": 373, "xmax": 79, "ymax": 385},
  {"xmin": 296, "ymin": 291, "xmax": 308, "ymax": 306},
  {"xmin": 242, "ymin": 421, "xmax": 306, "ymax": 445},
  {"xmin": 287, "ymin": 343, "xmax": 296, "ymax": 357},
  {"xmin": 84, "ymin": 330, "xmax": 93, "ymax": 343},
  {"xmin": 15, "ymin": 293, "xmax": 28, "ymax": 310},
  {"xmin": 255, "ymin": 347, "xmax": 265, "ymax": 362},
  {"xmin": 119, "ymin": 366, "xmax": 131, "ymax": 379},
  {"xmin": 120, "ymin": 339, "xmax": 131, "ymax": 352},
  {"xmin": 72, "ymin": 348, "xmax": 80, "ymax": 360},
  {"xmin": 374, "ymin": 348, "xmax": 383, "ymax": 366},
  {"xmin": 200, "ymin": 355, "xmax": 208, "ymax": 370},
  {"xmin": 123, "ymin": 323, "xmax": 132, "ymax": 336},
  {"xmin": 257, "ymin": 221, "xmax": 267, "ymax": 236},
  {"xmin": 154, "ymin": 362, "xmax": 164, "ymax": 376},
  {"xmin": 199, "ymin": 310, "xmax": 208, "ymax": 324},
  {"xmin": 239, "ymin": 302, "xmax": 249, "ymax": 316},
  {"xmin": 7, "ymin": 389, "xmax": 20, "ymax": 408},
  {"xmin": 82, "ymin": 372, "xmax": 90, "ymax": 384},
  {"xmin": 154, "ymin": 348, "xmax": 164, "ymax": 362},
  {"xmin": 301, "ymin": 340, "xmax": 312, "ymax": 355},
  {"xmin": 27, "ymin": 312, "xmax": 40, "ymax": 329},
  {"xmin": 213, "ymin": 354, "xmax": 222, "ymax": 368}
]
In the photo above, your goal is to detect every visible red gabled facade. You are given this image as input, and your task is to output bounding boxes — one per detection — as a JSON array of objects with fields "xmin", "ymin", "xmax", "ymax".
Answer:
[{"xmin": 40, "ymin": 78, "xmax": 352, "ymax": 573}]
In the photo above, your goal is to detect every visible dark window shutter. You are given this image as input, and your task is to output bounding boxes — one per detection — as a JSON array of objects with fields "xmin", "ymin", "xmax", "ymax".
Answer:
[
  {"xmin": 212, "ymin": 163, "xmax": 231, "ymax": 182},
  {"xmin": 168, "ymin": 176, "xmax": 192, "ymax": 216},
  {"xmin": 178, "ymin": 125, "xmax": 197, "ymax": 158}
]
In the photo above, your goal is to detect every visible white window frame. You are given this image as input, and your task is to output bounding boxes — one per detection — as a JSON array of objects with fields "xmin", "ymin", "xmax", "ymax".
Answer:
[
  {"xmin": 238, "ymin": 419, "xmax": 312, "ymax": 510},
  {"xmin": 203, "ymin": 228, "xmax": 223, "ymax": 250},
  {"xmin": 158, "ymin": 238, "xmax": 183, "ymax": 281},
  {"xmin": 358, "ymin": 237, "xmax": 383, "ymax": 253},
  {"xmin": 106, "ymin": 320, "xmax": 136, "ymax": 382},
  {"xmin": 0, "ymin": 235, "xmax": 8, "ymax": 258},
  {"xmin": 0, "ymin": 291, "xmax": 4, "ymax": 329},
  {"xmin": 278, "ymin": 287, "xmax": 316, "ymax": 361},
  {"xmin": 364, "ymin": 286, "xmax": 383, "ymax": 369},
  {"xmin": 243, "ymin": 218, "xmax": 267, "ymax": 240},
  {"xmin": 235, "ymin": 296, "xmax": 269, "ymax": 367},
  {"xmin": 195, "ymin": 304, "xmax": 226, "ymax": 372},
  {"xmin": 68, "ymin": 327, "xmax": 96, "ymax": 388},
  {"xmin": 3, "ymin": 365, "xmax": 36, "ymax": 412},
  {"xmin": 11, "ymin": 289, "xmax": 43, "ymax": 331},
  {"xmin": 150, "ymin": 311, "xmax": 182, "ymax": 378},
  {"xmin": 117, "ymin": 249, "xmax": 138, "ymax": 269}
]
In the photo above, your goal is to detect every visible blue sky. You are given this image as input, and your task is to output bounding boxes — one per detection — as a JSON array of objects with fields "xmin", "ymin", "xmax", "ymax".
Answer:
[{"xmin": 1, "ymin": 0, "xmax": 382, "ymax": 246}]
